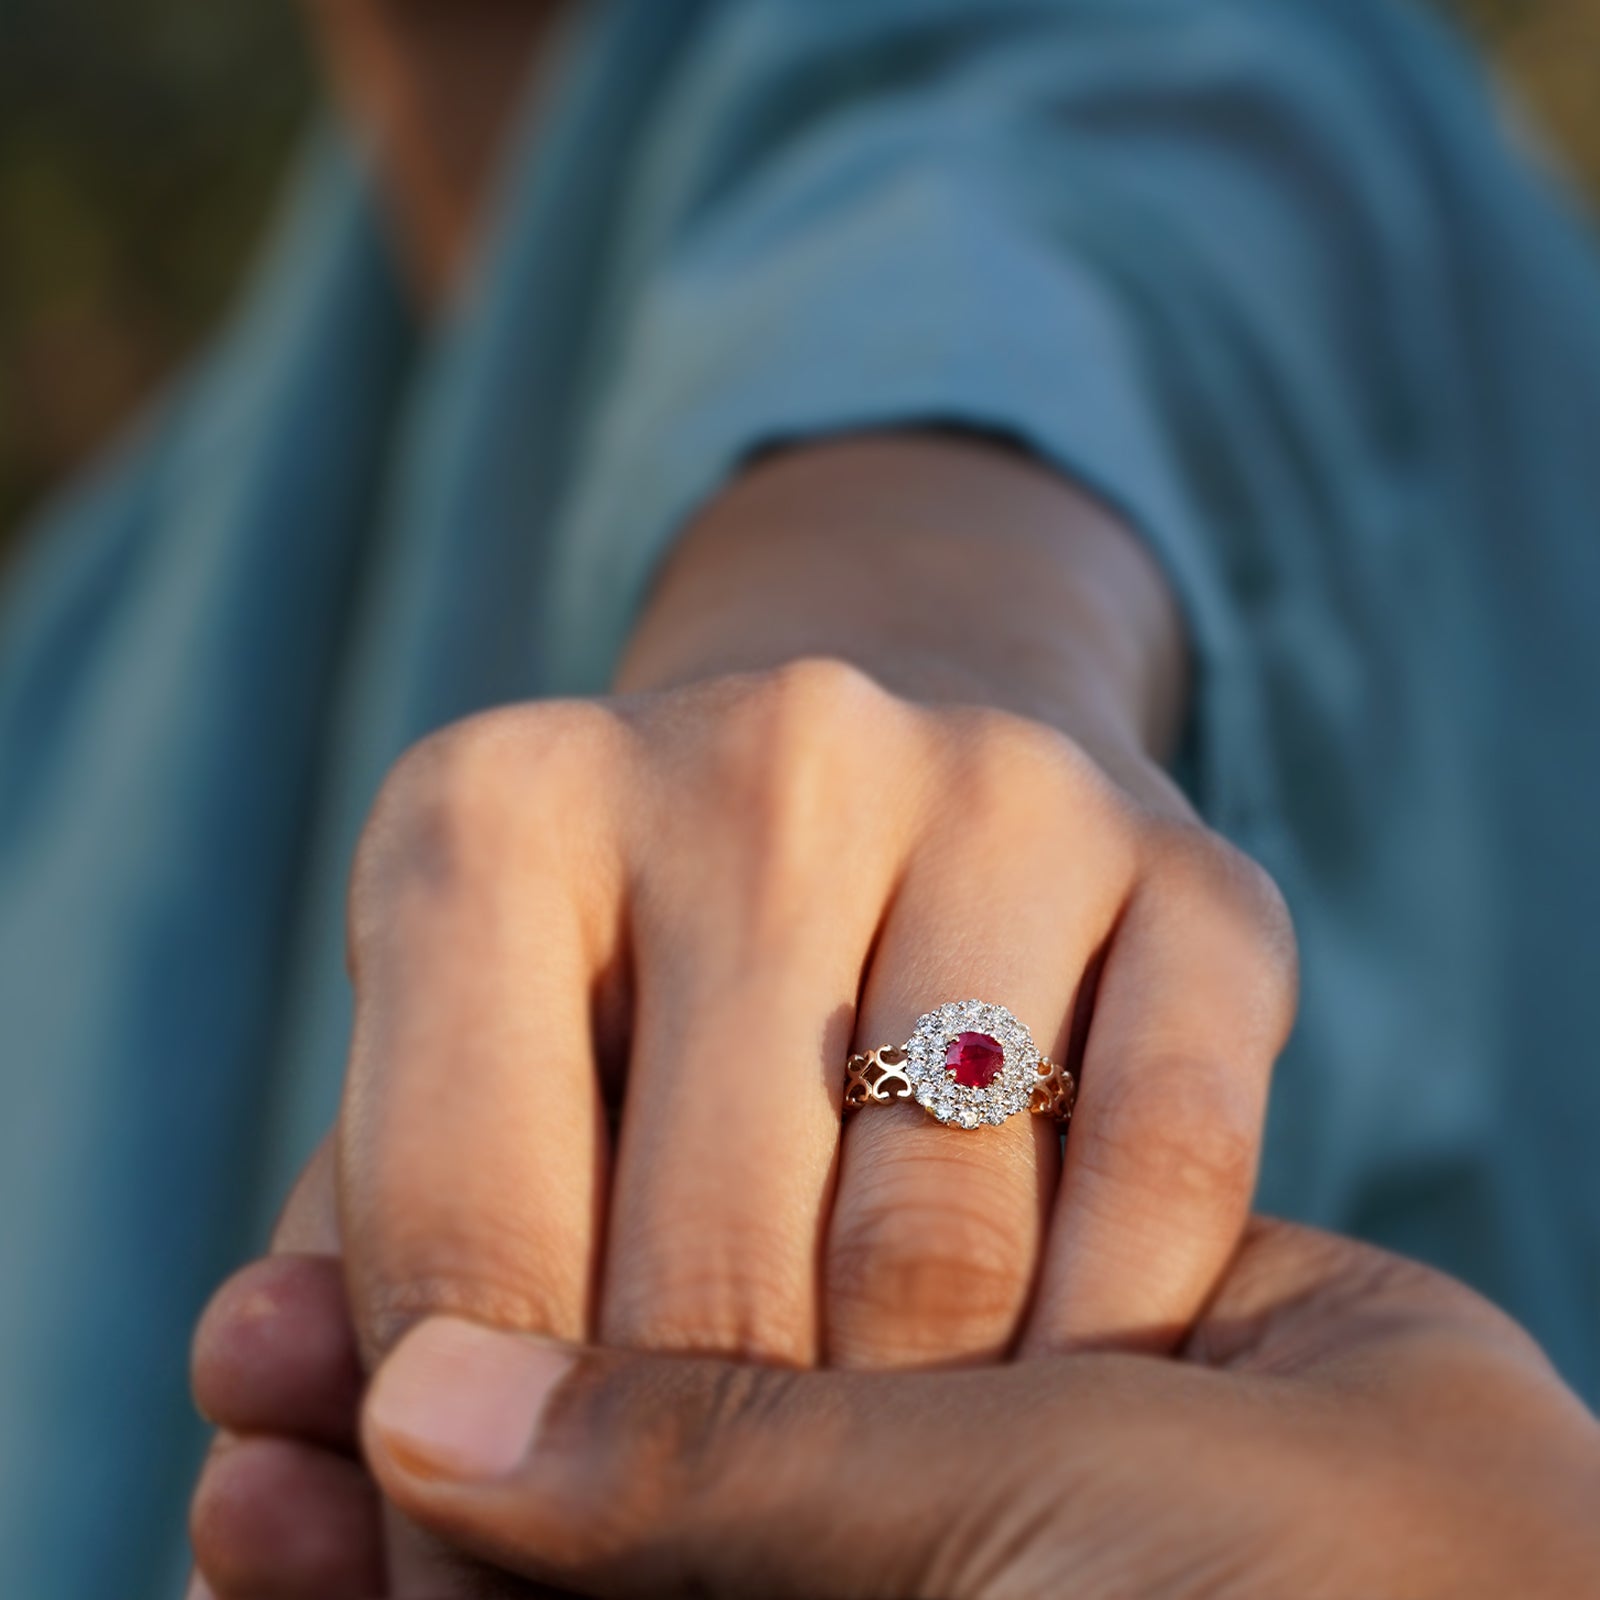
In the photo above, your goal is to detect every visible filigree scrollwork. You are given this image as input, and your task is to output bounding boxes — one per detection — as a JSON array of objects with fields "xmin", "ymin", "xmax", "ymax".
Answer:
[
  {"xmin": 843, "ymin": 1046, "xmax": 914, "ymax": 1108},
  {"xmin": 1029, "ymin": 1055, "xmax": 1078, "ymax": 1124}
]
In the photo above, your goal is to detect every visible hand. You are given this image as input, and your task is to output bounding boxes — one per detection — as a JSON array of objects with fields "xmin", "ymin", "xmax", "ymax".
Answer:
[
  {"xmin": 333, "ymin": 444, "xmax": 1284, "ymax": 1389},
  {"xmin": 323, "ymin": 437, "xmax": 1291, "ymax": 1375},
  {"xmin": 192, "ymin": 1221, "xmax": 1600, "ymax": 1598},
  {"xmin": 189, "ymin": 438, "xmax": 1296, "ymax": 1594},
  {"xmin": 332, "ymin": 653, "xmax": 1292, "ymax": 1372},
  {"xmin": 187, "ymin": 655, "xmax": 1292, "ymax": 1596}
]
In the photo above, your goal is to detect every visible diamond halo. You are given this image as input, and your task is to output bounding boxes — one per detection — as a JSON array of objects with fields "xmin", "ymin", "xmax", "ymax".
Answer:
[{"xmin": 901, "ymin": 999, "xmax": 1040, "ymax": 1129}]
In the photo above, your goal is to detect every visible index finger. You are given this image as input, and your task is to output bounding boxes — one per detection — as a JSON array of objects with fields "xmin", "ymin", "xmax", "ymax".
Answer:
[{"xmin": 339, "ymin": 708, "xmax": 625, "ymax": 1364}]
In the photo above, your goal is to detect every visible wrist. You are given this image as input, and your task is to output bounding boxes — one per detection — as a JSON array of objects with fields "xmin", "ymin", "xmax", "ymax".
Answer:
[{"xmin": 613, "ymin": 433, "xmax": 1186, "ymax": 766}]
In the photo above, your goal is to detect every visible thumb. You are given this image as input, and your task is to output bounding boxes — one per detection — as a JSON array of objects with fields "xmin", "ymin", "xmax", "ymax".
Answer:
[{"xmin": 360, "ymin": 1317, "xmax": 1118, "ymax": 1600}]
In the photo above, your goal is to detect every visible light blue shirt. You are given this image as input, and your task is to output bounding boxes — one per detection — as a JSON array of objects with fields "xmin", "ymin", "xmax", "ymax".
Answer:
[{"xmin": 3, "ymin": 2, "xmax": 1598, "ymax": 1593}]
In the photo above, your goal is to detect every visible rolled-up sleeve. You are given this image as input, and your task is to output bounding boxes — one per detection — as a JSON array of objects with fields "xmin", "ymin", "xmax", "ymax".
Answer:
[{"xmin": 549, "ymin": 0, "xmax": 1494, "ymax": 837}]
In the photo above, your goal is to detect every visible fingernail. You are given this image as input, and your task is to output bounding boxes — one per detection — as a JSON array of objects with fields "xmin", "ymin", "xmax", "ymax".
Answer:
[{"xmin": 367, "ymin": 1317, "xmax": 573, "ymax": 1483}]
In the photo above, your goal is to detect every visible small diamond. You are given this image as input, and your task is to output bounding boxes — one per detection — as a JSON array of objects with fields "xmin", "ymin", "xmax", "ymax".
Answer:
[{"xmin": 901, "ymin": 1001, "xmax": 1041, "ymax": 1131}]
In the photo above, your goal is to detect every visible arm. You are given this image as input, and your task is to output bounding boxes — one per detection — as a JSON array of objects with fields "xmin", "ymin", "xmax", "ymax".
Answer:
[{"xmin": 613, "ymin": 432, "xmax": 1187, "ymax": 782}]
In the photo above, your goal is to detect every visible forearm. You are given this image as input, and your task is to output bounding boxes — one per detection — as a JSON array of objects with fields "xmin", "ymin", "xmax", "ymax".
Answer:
[{"xmin": 612, "ymin": 434, "xmax": 1188, "ymax": 767}]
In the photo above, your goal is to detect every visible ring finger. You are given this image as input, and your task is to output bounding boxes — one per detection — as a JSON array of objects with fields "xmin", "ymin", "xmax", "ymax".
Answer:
[{"xmin": 824, "ymin": 722, "xmax": 1134, "ymax": 1368}]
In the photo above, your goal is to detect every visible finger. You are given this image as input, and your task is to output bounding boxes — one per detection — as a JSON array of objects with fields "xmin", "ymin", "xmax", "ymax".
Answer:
[
  {"xmin": 1022, "ymin": 830, "xmax": 1296, "ymax": 1353},
  {"xmin": 189, "ymin": 1159, "xmax": 369, "ymax": 1600},
  {"xmin": 339, "ymin": 710, "xmax": 624, "ymax": 1363},
  {"xmin": 1187, "ymin": 1217, "xmax": 1558, "ymax": 1380},
  {"xmin": 826, "ymin": 718, "xmax": 1132, "ymax": 1366},
  {"xmin": 599, "ymin": 663, "xmax": 911, "ymax": 1363},
  {"xmin": 190, "ymin": 1434, "xmax": 384, "ymax": 1599},
  {"xmin": 359, "ymin": 1317, "xmax": 1186, "ymax": 1600},
  {"xmin": 190, "ymin": 1142, "xmax": 352, "ymax": 1453},
  {"xmin": 269, "ymin": 1129, "xmax": 341, "ymax": 1255},
  {"xmin": 192, "ymin": 1255, "xmax": 363, "ymax": 1450}
]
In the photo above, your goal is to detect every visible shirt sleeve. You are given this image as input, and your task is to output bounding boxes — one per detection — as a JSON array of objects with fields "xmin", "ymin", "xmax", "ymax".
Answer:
[{"xmin": 545, "ymin": 0, "xmax": 1502, "ymax": 835}]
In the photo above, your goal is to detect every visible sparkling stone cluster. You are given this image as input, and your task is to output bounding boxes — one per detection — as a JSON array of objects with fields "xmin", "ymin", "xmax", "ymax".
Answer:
[{"xmin": 902, "ymin": 999, "xmax": 1039, "ymax": 1128}]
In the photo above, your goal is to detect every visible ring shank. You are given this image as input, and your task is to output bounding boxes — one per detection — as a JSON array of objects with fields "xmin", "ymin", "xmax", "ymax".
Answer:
[{"xmin": 844, "ymin": 1046, "xmax": 1076, "ymax": 1124}]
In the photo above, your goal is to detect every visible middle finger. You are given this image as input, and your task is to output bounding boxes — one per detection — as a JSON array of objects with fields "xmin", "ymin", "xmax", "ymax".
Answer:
[{"xmin": 597, "ymin": 668, "xmax": 915, "ymax": 1364}]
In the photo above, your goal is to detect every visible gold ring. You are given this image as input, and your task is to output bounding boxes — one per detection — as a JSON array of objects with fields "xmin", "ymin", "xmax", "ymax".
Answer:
[{"xmin": 844, "ymin": 999, "xmax": 1076, "ymax": 1129}]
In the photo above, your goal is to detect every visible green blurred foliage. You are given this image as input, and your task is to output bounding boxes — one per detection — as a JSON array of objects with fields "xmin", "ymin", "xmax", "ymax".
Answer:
[
  {"xmin": 1458, "ymin": 0, "xmax": 1600, "ymax": 195},
  {"xmin": 0, "ymin": 1, "xmax": 1595, "ymax": 541},
  {"xmin": 0, "ymin": 1, "xmax": 310, "ymax": 535}
]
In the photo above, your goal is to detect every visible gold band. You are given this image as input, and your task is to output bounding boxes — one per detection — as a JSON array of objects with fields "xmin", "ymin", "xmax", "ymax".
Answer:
[{"xmin": 844, "ymin": 1046, "xmax": 1077, "ymax": 1124}]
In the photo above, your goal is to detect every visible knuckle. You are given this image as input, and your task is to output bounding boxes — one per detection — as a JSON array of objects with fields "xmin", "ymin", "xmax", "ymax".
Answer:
[
  {"xmin": 348, "ymin": 702, "xmax": 623, "ymax": 970},
  {"xmin": 602, "ymin": 1217, "xmax": 814, "ymax": 1364},
  {"xmin": 607, "ymin": 1360, "xmax": 792, "ymax": 1497},
  {"xmin": 1075, "ymin": 1055, "xmax": 1260, "ymax": 1221},
  {"xmin": 357, "ymin": 1269, "xmax": 574, "ymax": 1361},
  {"xmin": 190, "ymin": 1262, "xmax": 275, "ymax": 1393},
  {"xmin": 1143, "ymin": 824, "xmax": 1300, "ymax": 1031},
  {"xmin": 352, "ymin": 1212, "xmax": 584, "ymax": 1357},
  {"xmin": 667, "ymin": 657, "xmax": 905, "ymax": 924},
  {"xmin": 682, "ymin": 1360, "xmax": 802, "ymax": 1473},
  {"xmin": 358, "ymin": 715, "xmax": 519, "ymax": 879},
  {"xmin": 190, "ymin": 1255, "xmax": 331, "ymax": 1415},
  {"xmin": 962, "ymin": 709, "xmax": 1089, "ymax": 790},
  {"xmin": 826, "ymin": 1156, "xmax": 1034, "ymax": 1362},
  {"xmin": 1146, "ymin": 823, "xmax": 1291, "ymax": 945},
  {"xmin": 1212, "ymin": 843, "xmax": 1295, "ymax": 976},
  {"xmin": 703, "ymin": 655, "xmax": 895, "ymax": 797},
  {"xmin": 544, "ymin": 1360, "xmax": 803, "ymax": 1581},
  {"xmin": 933, "ymin": 710, "xmax": 1136, "ymax": 854},
  {"xmin": 744, "ymin": 653, "xmax": 890, "ymax": 722}
]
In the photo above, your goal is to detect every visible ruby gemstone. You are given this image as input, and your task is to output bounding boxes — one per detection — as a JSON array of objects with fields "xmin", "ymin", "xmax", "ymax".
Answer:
[{"xmin": 944, "ymin": 1031, "xmax": 1004, "ymax": 1089}]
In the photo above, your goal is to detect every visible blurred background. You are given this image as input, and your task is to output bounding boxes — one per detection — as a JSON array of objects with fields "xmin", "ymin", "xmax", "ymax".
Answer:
[{"xmin": 0, "ymin": 0, "xmax": 1596, "ymax": 550}]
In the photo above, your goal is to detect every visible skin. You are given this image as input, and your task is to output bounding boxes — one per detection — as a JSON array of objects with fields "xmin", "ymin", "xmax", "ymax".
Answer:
[
  {"xmin": 328, "ymin": 434, "xmax": 1289, "ymax": 1375},
  {"xmin": 192, "ymin": 1222, "xmax": 1600, "ymax": 1598},
  {"xmin": 185, "ymin": 434, "xmax": 1297, "ymax": 1598},
  {"xmin": 303, "ymin": 0, "xmax": 574, "ymax": 305}
]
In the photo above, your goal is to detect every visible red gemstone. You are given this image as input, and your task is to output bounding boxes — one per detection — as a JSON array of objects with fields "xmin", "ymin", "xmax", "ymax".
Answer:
[{"xmin": 944, "ymin": 1031, "xmax": 1004, "ymax": 1089}]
